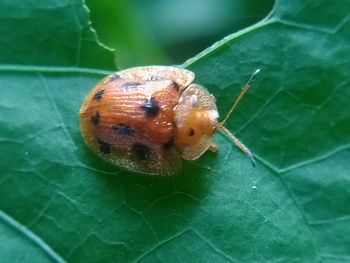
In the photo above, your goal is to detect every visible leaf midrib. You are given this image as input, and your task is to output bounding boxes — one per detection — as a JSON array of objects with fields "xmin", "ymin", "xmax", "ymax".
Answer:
[
  {"xmin": 0, "ymin": 210, "xmax": 66, "ymax": 263},
  {"xmin": 0, "ymin": 64, "xmax": 113, "ymax": 76}
]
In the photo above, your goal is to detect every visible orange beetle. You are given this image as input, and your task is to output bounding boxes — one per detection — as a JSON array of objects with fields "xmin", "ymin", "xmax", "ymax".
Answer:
[{"xmin": 79, "ymin": 66, "xmax": 259, "ymax": 175}]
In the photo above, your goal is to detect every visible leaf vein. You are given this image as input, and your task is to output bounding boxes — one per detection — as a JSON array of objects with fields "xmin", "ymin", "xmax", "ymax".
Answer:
[{"xmin": 0, "ymin": 210, "xmax": 66, "ymax": 263}]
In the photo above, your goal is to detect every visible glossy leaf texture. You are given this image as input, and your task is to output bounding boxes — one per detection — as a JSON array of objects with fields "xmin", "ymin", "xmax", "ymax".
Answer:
[
  {"xmin": 1, "ymin": 0, "xmax": 350, "ymax": 262},
  {"xmin": 0, "ymin": 0, "xmax": 114, "ymax": 69}
]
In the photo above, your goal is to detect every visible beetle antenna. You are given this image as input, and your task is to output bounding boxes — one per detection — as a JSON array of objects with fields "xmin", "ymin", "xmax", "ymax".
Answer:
[
  {"xmin": 220, "ymin": 69, "xmax": 260, "ymax": 126},
  {"xmin": 217, "ymin": 69, "xmax": 260, "ymax": 166},
  {"xmin": 218, "ymin": 125, "xmax": 256, "ymax": 167}
]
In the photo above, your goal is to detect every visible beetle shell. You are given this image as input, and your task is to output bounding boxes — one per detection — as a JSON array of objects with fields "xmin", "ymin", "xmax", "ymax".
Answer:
[{"xmin": 79, "ymin": 66, "xmax": 219, "ymax": 176}]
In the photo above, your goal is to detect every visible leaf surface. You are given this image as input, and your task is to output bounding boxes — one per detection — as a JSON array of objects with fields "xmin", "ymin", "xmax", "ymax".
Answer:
[{"xmin": 1, "ymin": 0, "xmax": 349, "ymax": 262}]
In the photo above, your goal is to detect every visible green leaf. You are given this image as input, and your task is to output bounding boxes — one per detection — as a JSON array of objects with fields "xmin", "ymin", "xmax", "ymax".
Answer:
[
  {"xmin": 0, "ymin": 0, "xmax": 114, "ymax": 69},
  {"xmin": 1, "ymin": 0, "xmax": 349, "ymax": 263},
  {"xmin": 85, "ymin": 0, "xmax": 170, "ymax": 68}
]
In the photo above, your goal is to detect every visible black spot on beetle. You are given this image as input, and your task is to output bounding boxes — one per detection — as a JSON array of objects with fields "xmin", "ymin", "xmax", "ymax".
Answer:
[
  {"xmin": 133, "ymin": 142, "xmax": 151, "ymax": 159},
  {"xmin": 149, "ymin": 75, "xmax": 158, "ymax": 81},
  {"xmin": 93, "ymin": 90, "xmax": 104, "ymax": 101},
  {"xmin": 122, "ymin": 82, "xmax": 142, "ymax": 88},
  {"xmin": 110, "ymin": 74, "xmax": 121, "ymax": 81},
  {"xmin": 112, "ymin": 123, "xmax": 135, "ymax": 136},
  {"xmin": 189, "ymin": 128, "xmax": 195, "ymax": 136},
  {"xmin": 141, "ymin": 97, "xmax": 160, "ymax": 117},
  {"xmin": 171, "ymin": 81, "xmax": 180, "ymax": 91},
  {"xmin": 91, "ymin": 111, "xmax": 100, "ymax": 126},
  {"xmin": 163, "ymin": 139, "xmax": 174, "ymax": 150},
  {"xmin": 97, "ymin": 139, "xmax": 111, "ymax": 155}
]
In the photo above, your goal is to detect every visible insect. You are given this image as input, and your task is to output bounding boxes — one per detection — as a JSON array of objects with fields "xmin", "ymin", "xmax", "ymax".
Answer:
[{"xmin": 79, "ymin": 66, "xmax": 260, "ymax": 176}]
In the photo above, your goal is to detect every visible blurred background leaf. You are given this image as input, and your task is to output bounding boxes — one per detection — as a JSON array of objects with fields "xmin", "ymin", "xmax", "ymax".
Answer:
[
  {"xmin": 1, "ymin": 0, "xmax": 350, "ymax": 263},
  {"xmin": 86, "ymin": 0, "xmax": 273, "ymax": 68}
]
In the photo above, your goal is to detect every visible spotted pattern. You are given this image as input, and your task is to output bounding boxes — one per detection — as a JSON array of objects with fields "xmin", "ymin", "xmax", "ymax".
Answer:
[
  {"xmin": 163, "ymin": 139, "xmax": 174, "ymax": 150},
  {"xmin": 93, "ymin": 90, "xmax": 104, "ymax": 101},
  {"xmin": 98, "ymin": 139, "xmax": 111, "ymax": 155},
  {"xmin": 122, "ymin": 82, "xmax": 142, "ymax": 88},
  {"xmin": 141, "ymin": 97, "xmax": 160, "ymax": 117},
  {"xmin": 189, "ymin": 128, "xmax": 195, "ymax": 136},
  {"xmin": 133, "ymin": 142, "xmax": 151, "ymax": 159},
  {"xmin": 172, "ymin": 81, "xmax": 180, "ymax": 91},
  {"xmin": 91, "ymin": 111, "xmax": 100, "ymax": 126},
  {"xmin": 112, "ymin": 124, "xmax": 135, "ymax": 136}
]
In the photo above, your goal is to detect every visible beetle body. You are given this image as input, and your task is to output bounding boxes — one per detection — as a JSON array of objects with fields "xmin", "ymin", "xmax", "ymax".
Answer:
[{"xmin": 80, "ymin": 66, "xmax": 219, "ymax": 176}]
